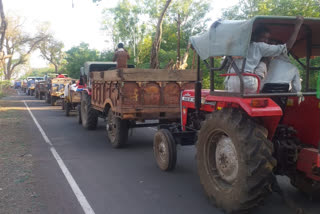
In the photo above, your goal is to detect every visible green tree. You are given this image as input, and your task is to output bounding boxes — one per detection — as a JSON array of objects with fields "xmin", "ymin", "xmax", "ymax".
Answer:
[
  {"xmin": 2, "ymin": 16, "xmax": 49, "ymax": 80},
  {"xmin": 102, "ymin": 0, "xmax": 146, "ymax": 65},
  {"xmin": 222, "ymin": 0, "xmax": 320, "ymax": 19},
  {"xmin": 38, "ymin": 35, "xmax": 65, "ymax": 74},
  {"xmin": 63, "ymin": 43, "xmax": 111, "ymax": 78}
]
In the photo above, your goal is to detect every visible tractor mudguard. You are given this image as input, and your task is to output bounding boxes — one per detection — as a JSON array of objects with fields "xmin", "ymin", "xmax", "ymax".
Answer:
[{"xmin": 181, "ymin": 89, "xmax": 283, "ymax": 139}]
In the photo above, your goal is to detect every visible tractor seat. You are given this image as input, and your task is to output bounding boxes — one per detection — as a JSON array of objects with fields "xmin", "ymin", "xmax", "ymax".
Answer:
[
  {"xmin": 261, "ymin": 83, "xmax": 289, "ymax": 93},
  {"xmin": 261, "ymin": 83, "xmax": 290, "ymax": 113}
]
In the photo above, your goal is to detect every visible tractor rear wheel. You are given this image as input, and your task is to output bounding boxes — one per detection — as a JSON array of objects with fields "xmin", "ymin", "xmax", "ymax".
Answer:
[
  {"xmin": 153, "ymin": 129, "xmax": 177, "ymax": 171},
  {"xmin": 81, "ymin": 93, "xmax": 98, "ymax": 130},
  {"xmin": 197, "ymin": 108, "xmax": 276, "ymax": 213},
  {"xmin": 106, "ymin": 109, "xmax": 128, "ymax": 148}
]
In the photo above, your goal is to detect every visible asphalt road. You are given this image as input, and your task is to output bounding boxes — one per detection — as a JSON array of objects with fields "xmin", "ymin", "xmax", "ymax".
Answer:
[{"xmin": 15, "ymin": 93, "xmax": 320, "ymax": 214}]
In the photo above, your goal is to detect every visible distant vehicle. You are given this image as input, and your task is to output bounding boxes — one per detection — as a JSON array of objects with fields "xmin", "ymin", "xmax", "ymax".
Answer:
[
  {"xmin": 62, "ymin": 79, "xmax": 80, "ymax": 116},
  {"xmin": 26, "ymin": 77, "xmax": 44, "ymax": 96},
  {"xmin": 13, "ymin": 80, "xmax": 21, "ymax": 89},
  {"xmin": 48, "ymin": 77, "xmax": 73, "ymax": 106},
  {"xmin": 34, "ymin": 80, "xmax": 46, "ymax": 100}
]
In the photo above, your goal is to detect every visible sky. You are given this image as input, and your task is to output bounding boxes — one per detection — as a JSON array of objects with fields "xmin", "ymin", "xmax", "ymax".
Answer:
[{"xmin": 3, "ymin": 0, "xmax": 238, "ymax": 68}]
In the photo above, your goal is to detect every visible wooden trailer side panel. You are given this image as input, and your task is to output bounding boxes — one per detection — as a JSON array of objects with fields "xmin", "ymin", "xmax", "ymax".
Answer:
[{"xmin": 90, "ymin": 68, "xmax": 196, "ymax": 120}]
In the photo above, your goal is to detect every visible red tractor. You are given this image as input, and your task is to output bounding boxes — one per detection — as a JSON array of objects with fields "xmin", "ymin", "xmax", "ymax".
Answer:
[{"xmin": 153, "ymin": 16, "xmax": 320, "ymax": 213}]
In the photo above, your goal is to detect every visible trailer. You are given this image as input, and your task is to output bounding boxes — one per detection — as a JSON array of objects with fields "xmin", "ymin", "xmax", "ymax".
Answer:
[
  {"xmin": 79, "ymin": 62, "xmax": 196, "ymax": 148},
  {"xmin": 63, "ymin": 81, "xmax": 81, "ymax": 116}
]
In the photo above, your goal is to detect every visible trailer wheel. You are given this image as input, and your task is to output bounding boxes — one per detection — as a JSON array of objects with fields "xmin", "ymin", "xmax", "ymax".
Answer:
[
  {"xmin": 77, "ymin": 105, "xmax": 82, "ymax": 124},
  {"xmin": 51, "ymin": 96, "xmax": 56, "ymax": 106},
  {"xmin": 197, "ymin": 108, "xmax": 276, "ymax": 213},
  {"xmin": 65, "ymin": 102, "xmax": 70, "ymax": 116},
  {"xmin": 153, "ymin": 129, "xmax": 177, "ymax": 171},
  {"xmin": 81, "ymin": 93, "xmax": 98, "ymax": 130},
  {"xmin": 45, "ymin": 93, "xmax": 51, "ymax": 104},
  {"xmin": 106, "ymin": 109, "xmax": 128, "ymax": 148}
]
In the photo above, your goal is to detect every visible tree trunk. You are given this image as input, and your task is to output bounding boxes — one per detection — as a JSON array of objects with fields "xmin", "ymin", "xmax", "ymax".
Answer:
[
  {"xmin": 176, "ymin": 13, "xmax": 181, "ymax": 67},
  {"xmin": 178, "ymin": 43, "xmax": 191, "ymax": 70},
  {"xmin": 150, "ymin": 0, "xmax": 172, "ymax": 69},
  {"xmin": 0, "ymin": 0, "xmax": 6, "ymax": 53},
  {"xmin": 54, "ymin": 64, "xmax": 58, "ymax": 73}
]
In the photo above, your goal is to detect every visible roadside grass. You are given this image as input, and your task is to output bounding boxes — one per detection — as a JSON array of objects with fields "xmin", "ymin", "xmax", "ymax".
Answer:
[
  {"xmin": 0, "ymin": 98, "xmax": 43, "ymax": 213},
  {"xmin": 0, "ymin": 80, "xmax": 15, "ymax": 98}
]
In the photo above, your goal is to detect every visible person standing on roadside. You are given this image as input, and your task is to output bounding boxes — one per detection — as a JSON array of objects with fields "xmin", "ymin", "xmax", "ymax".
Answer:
[{"xmin": 113, "ymin": 43, "xmax": 130, "ymax": 68}]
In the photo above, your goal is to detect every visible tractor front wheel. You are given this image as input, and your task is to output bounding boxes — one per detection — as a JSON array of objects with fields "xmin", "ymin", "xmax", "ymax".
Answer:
[
  {"xmin": 153, "ymin": 129, "xmax": 177, "ymax": 171},
  {"xmin": 197, "ymin": 108, "xmax": 276, "ymax": 213}
]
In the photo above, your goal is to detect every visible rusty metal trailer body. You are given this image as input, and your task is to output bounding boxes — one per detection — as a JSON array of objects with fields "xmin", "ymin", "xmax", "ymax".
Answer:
[
  {"xmin": 90, "ymin": 68, "xmax": 196, "ymax": 120},
  {"xmin": 79, "ymin": 62, "xmax": 196, "ymax": 148}
]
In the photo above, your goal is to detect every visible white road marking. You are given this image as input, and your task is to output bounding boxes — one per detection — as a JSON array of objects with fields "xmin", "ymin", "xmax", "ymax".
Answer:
[
  {"xmin": 23, "ymin": 100, "xmax": 96, "ymax": 214},
  {"xmin": 148, "ymin": 127, "xmax": 157, "ymax": 131}
]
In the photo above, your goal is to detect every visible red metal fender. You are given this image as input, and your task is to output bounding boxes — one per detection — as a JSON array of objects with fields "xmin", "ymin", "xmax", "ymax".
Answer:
[
  {"xmin": 297, "ymin": 148, "xmax": 320, "ymax": 181},
  {"xmin": 181, "ymin": 89, "xmax": 283, "ymax": 139}
]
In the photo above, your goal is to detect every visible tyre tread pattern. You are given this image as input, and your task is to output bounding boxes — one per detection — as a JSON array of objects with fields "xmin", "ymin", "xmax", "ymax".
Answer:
[{"xmin": 197, "ymin": 108, "xmax": 276, "ymax": 213}]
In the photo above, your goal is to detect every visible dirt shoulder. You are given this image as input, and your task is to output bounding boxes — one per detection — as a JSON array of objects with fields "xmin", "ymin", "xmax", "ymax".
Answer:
[{"xmin": 0, "ymin": 93, "xmax": 44, "ymax": 213}]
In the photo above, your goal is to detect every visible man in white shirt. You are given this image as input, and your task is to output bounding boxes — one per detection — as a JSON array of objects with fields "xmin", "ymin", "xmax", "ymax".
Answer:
[
  {"xmin": 225, "ymin": 16, "xmax": 304, "ymax": 94},
  {"xmin": 262, "ymin": 54, "xmax": 301, "ymax": 92}
]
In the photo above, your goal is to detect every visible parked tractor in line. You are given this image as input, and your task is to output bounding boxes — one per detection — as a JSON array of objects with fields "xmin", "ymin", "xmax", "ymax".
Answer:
[
  {"xmin": 62, "ymin": 79, "xmax": 81, "ymax": 116},
  {"xmin": 26, "ymin": 77, "xmax": 44, "ymax": 96},
  {"xmin": 150, "ymin": 16, "xmax": 320, "ymax": 213},
  {"xmin": 35, "ymin": 80, "xmax": 46, "ymax": 100}
]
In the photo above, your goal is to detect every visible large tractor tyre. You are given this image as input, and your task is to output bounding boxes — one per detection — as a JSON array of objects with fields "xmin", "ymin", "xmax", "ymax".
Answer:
[
  {"xmin": 106, "ymin": 109, "xmax": 128, "ymax": 148},
  {"xmin": 197, "ymin": 108, "xmax": 276, "ymax": 214},
  {"xmin": 77, "ymin": 105, "xmax": 82, "ymax": 124},
  {"xmin": 81, "ymin": 93, "xmax": 98, "ymax": 130},
  {"xmin": 65, "ymin": 102, "xmax": 70, "ymax": 116},
  {"xmin": 153, "ymin": 129, "xmax": 177, "ymax": 171}
]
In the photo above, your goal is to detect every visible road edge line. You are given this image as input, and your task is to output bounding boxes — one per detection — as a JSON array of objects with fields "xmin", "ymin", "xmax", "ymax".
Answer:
[{"xmin": 23, "ymin": 100, "xmax": 96, "ymax": 214}]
